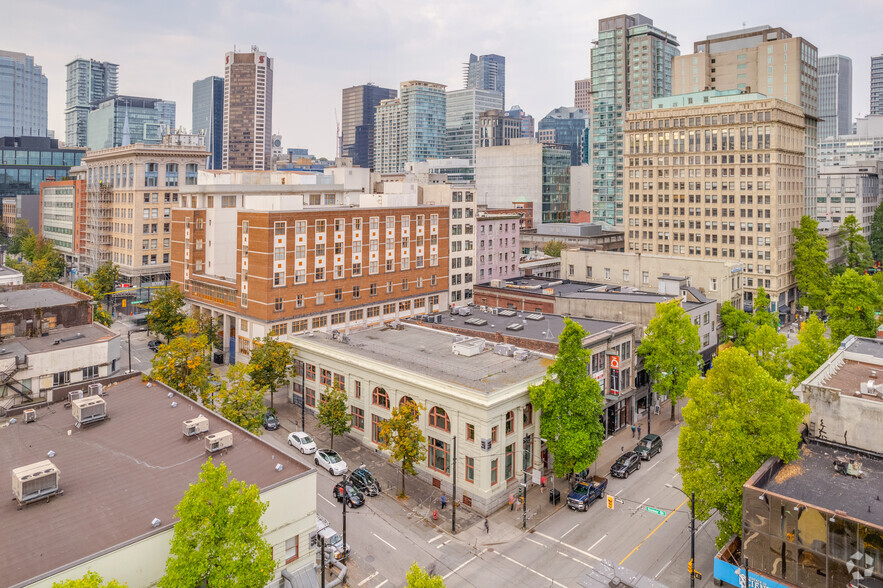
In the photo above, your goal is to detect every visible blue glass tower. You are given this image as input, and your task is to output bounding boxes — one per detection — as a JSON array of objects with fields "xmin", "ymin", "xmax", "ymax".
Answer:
[
  {"xmin": 192, "ymin": 76, "xmax": 224, "ymax": 169},
  {"xmin": 0, "ymin": 50, "xmax": 48, "ymax": 138}
]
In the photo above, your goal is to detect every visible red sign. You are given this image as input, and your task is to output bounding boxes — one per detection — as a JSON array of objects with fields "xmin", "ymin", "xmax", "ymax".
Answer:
[{"xmin": 609, "ymin": 355, "xmax": 620, "ymax": 369}]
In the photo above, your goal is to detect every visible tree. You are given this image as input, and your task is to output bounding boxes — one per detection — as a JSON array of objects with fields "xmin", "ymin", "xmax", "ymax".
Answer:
[
  {"xmin": 159, "ymin": 460, "xmax": 274, "ymax": 588},
  {"xmin": 870, "ymin": 203, "xmax": 883, "ymax": 261},
  {"xmin": 788, "ymin": 315, "xmax": 834, "ymax": 385},
  {"xmin": 679, "ymin": 347, "xmax": 809, "ymax": 547},
  {"xmin": 5, "ymin": 231, "xmax": 66, "ymax": 283},
  {"xmin": 52, "ymin": 572, "xmax": 127, "ymax": 588},
  {"xmin": 249, "ymin": 335, "xmax": 294, "ymax": 410},
  {"xmin": 792, "ymin": 216, "xmax": 831, "ymax": 311},
  {"xmin": 542, "ymin": 239, "xmax": 565, "ymax": 257},
  {"xmin": 150, "ymin": 319, "xmax": 214, "ymax": 404},
  {"xmin": 75, "ymin": 262, "xmax": 119, "ymax": 327},
  {"xmin": 752, "ymin": 286, "xmax": 778, "ymax": 329},
  {"xmin": 744, "ymin": 325, "xmax": 789, "ymax": 381},
  {"xmin": 215, "ymin": 363, "xmax": 265, "ymax": 434},
  {"xmin": 378, "ymin": 401, "xmax": 426, "ymax": 498},
  {"xmin": 405, "ymin": 562, "xmax": 445, "ymax": 588},
  {"xmin": 636, "ymin": 300, "xmax": 701, "ymax": 422},
  {"xmin": 528, "ymin": 318, "xmax": 605, "ymax": 477},
  {"xmin": 147, "ymin": 286, "xmax": 186, "ymax": 341},
  {"xmin": 7, "ymin": 218, "xmax": 32, "ymax": 255},
  {"xmin": 839, "ymin": 214, "xmax": 874, "ymax": 270},
  {"xmin": 826, "ymin": 269, "xmax": 883, "ymax": 343},
  {"xmin": 720, "ymin": 301, "xmax": 754, "ymax": 346},
  {"xmin": 317, "ymin": 384, "xmax": 351, "ymax": 449}
]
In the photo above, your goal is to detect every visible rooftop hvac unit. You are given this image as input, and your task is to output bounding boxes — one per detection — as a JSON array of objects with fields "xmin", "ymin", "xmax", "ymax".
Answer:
[
  {"xmin": 494, "ymin": 343, "xmax": 516, "ymax": 357},
  {"xmin": 12, "ymin": 460, "xmax": 60, "ymax": 507},
  {"xmin": 490, "ymin": 279, "xmax": 504, "ymax": 288},
  {"xmin": 72, "ymin": 396, "xmax": 107, "ymax": 426},
  {"xmin": 452, "ymin": 337, "xmax": 485, "ymax": 357},
  {"xmin": 514, "ymin": 349, "xmax": 531, "ymax": 361},
  {"xmin": 23, "ymin": 409, "xmax": 36, "ymax": 423},
  {"xmin": 68, "ymin": 390, "xmax": 84, "ymax": 402},
  {"xmin": 431, "ymin": 314, "xmax": 443, "ymax": 324},
  {"xmin": 88, "ymin": 383, "xmax": 103, "ymax": 396},
  {"xmin": 183, "ymin": 415, "xmax": 210, "ymax": 437},
  {"xmin": 456, "ymin": 306, "xmax": 472, "ymax": 316},
  {"xmin": 205, "ymin": 430, "xmax": 233, "ymax": 453}
]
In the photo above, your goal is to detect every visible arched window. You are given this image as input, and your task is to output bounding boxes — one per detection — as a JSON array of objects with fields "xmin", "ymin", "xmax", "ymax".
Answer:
[
  {"xmin": 372, "ymin": 387, "xmax": 390, "ymax": 410},
  {"xmin": 428, "ymin": 406, "xmax": 450, "ymax": 432},
  {"xmin": 399, "ymin": 395, "xmax": 416, "ymax": 407},
  {"xmin": 523, "ymin": 403, "xmax": 533, "ymax": 426},
  {"xmin": 505, "ymin": 410, "xmax": 515, "ymax": 435}
]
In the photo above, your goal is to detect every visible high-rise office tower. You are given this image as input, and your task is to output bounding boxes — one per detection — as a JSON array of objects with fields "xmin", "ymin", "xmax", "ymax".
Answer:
[
  {"xmin": 871, "ymin": 55, "xmax": 883, "ymax": 116},
  {"xmin": 86, "ymin": 96, "xmax": 174, "ymax": 150},
  {"xmin": 575, "ymin": 78, "xmax": 592, "ymax": 111},
  {"xmin": 465, "ymin": 54, "xmax": 505, "ymax": 106},
  {"xmin": 192, "ymin": 76, "xmax": 224, "ymax": 169},
  {"xmin": 673, "ymin": 26, "xmax": 819, "ymax": 218},
  {"xmin": 818, "ymin": 55, "xmax": 852, "ymax": 139},
  {"xmin": 64, "ymin": 58, "xmax": 118, "ymax": 147},
  {"xmin": 0, "ymin": 50, "xmax": 48, "ymax": 138},
  {"xmin": 538, "ymin": 107, "xmax": 589, "ymax": 166},
  {"xmin": 446, "ymin": 88, "xmax": 503, "ymax": 165},
  {"xmin": 505, "ymin": 106, "xmax": 535, "ymax": 138},
  {"xmin": 341, "ymin": 83, "xmax": 397, "ymax": 169},
  {"xmin": 223, "ymin": 47, "xmax": 273, "ymax": 170},
  {"xmin": 590, "ymin": 14, "xmax": 679, "ymax": 226},
  {"xmin": 154, "ymin": 100, "xmax": 176, "ymax": 133},
  {"xmin": 479, "ymin": 109, "xmax": 523, "ymax": 147},
  {"xmin": 374, "ymin": 81, "xmax": 446, "ymax": 174}
]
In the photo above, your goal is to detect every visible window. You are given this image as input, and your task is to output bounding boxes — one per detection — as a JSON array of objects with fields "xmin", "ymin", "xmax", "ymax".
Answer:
[
  {"xmin": 274, "ymin": 297, "xmax": 283, "ymax": 311},
  {"xmin": 320, "ymin": 369, "xmax": 332, "ymax": 386},
  {"xmin": 491, "ymin": 425, "xmax": 498, "ymax": 444},
  {"xmin": 270, "ymin": 323, "xmax": 287, "ymax": 336},
  {"xmin": 351, "ymin": 406, "xmax": 365, "ymax": 430},
  {"xmin": 305, "ymin": 388, "xmax": 316, "ymax": 407},
  {"xmin": 465, "ymin": 456, "xmax": 475, "ymax": 483},
  {"xmin": 312, "ymin": 316, "xmax": 327, "ymax": 329},
  {"xmin": 284, "ymin": 536, "xmax": 299, "ymax": 564},
  {"xmin": 274, "ymin": 221, "xmax": 286, "ymax": 235},
  {"xmin": 428, "ymin": 407, "xmax": 450, "ymax": 432},
  {"xmin": 82, "ymin": 365, "xmax": 99, "ymax": 380},
  {"xmin": 352, "ymin": 285, "xmax": 360, "ymax": 299},
  {"xmin": 372, "ymin": 387, "xmax": 390, "ymax": 409},
  {"xmin": 491, "ymin": 459, "xmax": 498, "ymax": 485},
  {"xmin": 428, "ymin": 437, "xmax": 450, "ymax": 474},
  {"xmin": 334, "ymin": 373, "xmax": 345, "ymax": 390},
  {"xmin": 523, "ymin": 403, "xmax": 533, "ymax": 426},
  {"xmin": 238, "ymin": 336, "xmax": 251, "ymax": 355},
  {"xmin": 53, "ymin": 371, "xmax": 70, "ymax": 386},
  {"xmin": 292, "ymin": 319, "xmax": 307, "ymax": 333},
  {"xmin": 354, "ymin": 380, "xmax": 361, "ymax": 399},
  {"xmin": 331, "ymin": 312, "xmax": 345, "ymax": 325},
  {"xmin": 221, "ymin": 195, "xmax": 235, "ymax": 208},
  {"xmin": 505, "ymin": 410, "xmax": 515, "ymax": 435},
  {"xmin": 372, "ymin": 414, "xmax": 386, "ymax": 443},
  {"xmin": 505, "ymin": 443, "xmax": 515, "ymax": 480},
  {"xmin": 334, "ymin": 288, "xmax": 342, "ymax": 302},
  {"xmin": 306, "ymin": 363, "xmax": 316, "ymax": 381},
  {"xmin": 466, "ymin": 423, "xmax": 475, "ymax": 442}
]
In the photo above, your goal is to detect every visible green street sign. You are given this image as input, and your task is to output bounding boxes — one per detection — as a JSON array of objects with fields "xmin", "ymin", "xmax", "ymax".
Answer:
[{"xmin": 646, "ymin": 507, "xmax": 666, "ymax": 516}]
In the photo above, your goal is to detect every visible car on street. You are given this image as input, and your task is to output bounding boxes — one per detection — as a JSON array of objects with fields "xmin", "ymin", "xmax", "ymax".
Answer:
[
  {"xmin": 566, "ymin": 475, "xmax": 608, "ymax": 511},
  {"xmin": 610, "ymin": 451, "xmax": 641, "ymax": 478},
  {"xmin": 348, "ymin": 466, "xmax": 381, "ymax": 496},
  {"xmin": 147, "ymin": 339, "xmax": 162, "ymax": 352},
  {"xmin": 333, "ymin": 480, "xmax": 365, "ymax": 508},
  {"xmin": 262, "ymin": 412, "xmax": 280, "ymax": 431},
  {"xmin": 634, "ymin": 433, "xmax": 663, "ymax": 460},
  {"xmin": 315, "ymin": 448, "xmax": 348, "ymax": 476},
  {"xmin": 287, "ymin": 431, "xmax": 317, "ymax": 454}
]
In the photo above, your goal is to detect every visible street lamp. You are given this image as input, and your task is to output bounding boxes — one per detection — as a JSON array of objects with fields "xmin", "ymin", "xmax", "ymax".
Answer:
[
  {"xmin": 127, "ymin": 327, "xmax": 149, "ymax": 373},
  {"xmin": 666, "ymin": 483, "xmax": 696, "ymax": 588},
  {"xmin": 340, "ymin": 473, "xmax": 348, "ymax": 563}
]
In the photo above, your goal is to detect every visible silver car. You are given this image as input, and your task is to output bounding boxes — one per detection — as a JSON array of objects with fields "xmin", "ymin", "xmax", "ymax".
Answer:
[{"xmin": 288, "ymin": 431, "xmax": 317, "ymax": 454}]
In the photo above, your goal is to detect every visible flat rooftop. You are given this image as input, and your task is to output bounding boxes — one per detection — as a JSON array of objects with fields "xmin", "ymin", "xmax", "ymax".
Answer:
[
  {"xmin": 0, "ymin": 264, "xmax": 23, "ymax": 278},
  {"xmin": 480, "ymin": 277, "xmax": 682, "ymax": 304},
  {"xmin": 0, "ymin": 323, "xmax": 118, "ymax": 359},
  {"xmin": 751, "ymin": 439, "xmax": 883, "ymax": 528},
  {"xmin": 806, "ymin": 358, "xmax": 883, "ymax": 404},
  {"xmin": 0, "ymin": 287, "xmax": 82, "ymax": 310},
  {"xmin": 0, "ymin": 377, "xmax": 310, "ymax": 587}
]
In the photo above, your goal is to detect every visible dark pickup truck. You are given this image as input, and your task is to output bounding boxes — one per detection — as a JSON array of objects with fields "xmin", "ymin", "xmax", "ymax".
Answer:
[{"xmin": 566, "ymin": 475, "xmax": 608, "ymax": 511}]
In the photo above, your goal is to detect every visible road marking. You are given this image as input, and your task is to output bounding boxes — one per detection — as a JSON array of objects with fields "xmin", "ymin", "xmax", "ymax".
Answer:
[
  {"xmin": 534, "ymin": 532, "xmax": 602, "ymax": 561},
  {"xmin": 526, "ymin": 537, "xmax": 545, "ymax": 547},
  {"xmin": 637, "ymin": 497, "xmax": 650, "ymax": 509},
  {"xmin": 436, "ymin": 539, "xmax": 451, "ymax": 549},
  {"xmin": 494, "ymin": 551, "xmax": 568, "ymax": 588},
  {"xmin": 615, "ymin": 488, "xmax": 625, "ymax": 497},
  {"xmin": 427, "ymin": 534, "xmax": 444, "ymax": 544},
  {"xmin": 618, "ymin": 496, "xmax": 689, "ymax": 566},
  {"xmin": 559, "ymin": 552, "xmax": 594, "ymax": 569},
  {"xmin": 646, "ymin": 460, "xmax": 661, "ymax": 471},
  {"xmin": 372, "ymin": 533, "xmax": 397, "ymax": 550},
  {"xmin": 655, "ymin": 556, "xmax": 674, "ymax": 579},
  {"xmin": 374, "ymin": 581, "xmax": 388, "ymax": 588},
  {"xmin": 358, "ymin": 572, "xmax": 379, "ymax": 586},
  {"xmin": 443, "ymin": 555, "xmax": 478, "ymax": 580},
  {"xmin": 319, "ymin": 494, "xmax": 336, "ymax": 507},
  {"xmin": 561, "ymin": 523, "xmax": 579, "ymax": 538},
  {"xmin": 588, "ymin": 534, "xmax": 607, "ymax": 551}
]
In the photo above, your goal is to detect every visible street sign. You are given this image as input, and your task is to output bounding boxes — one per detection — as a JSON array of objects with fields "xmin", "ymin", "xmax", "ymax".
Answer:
[{"xmin": 646, "ymin": 506, "xmax": 665, "ymax": 516}]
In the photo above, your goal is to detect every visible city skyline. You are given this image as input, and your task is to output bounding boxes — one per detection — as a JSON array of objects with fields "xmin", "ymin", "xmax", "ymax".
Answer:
[{"xmin": 4, "ymin": 0, "xmax": 882, "ymax": 158}]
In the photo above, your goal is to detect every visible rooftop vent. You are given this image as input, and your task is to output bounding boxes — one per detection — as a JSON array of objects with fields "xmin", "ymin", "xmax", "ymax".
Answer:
[
  {"xmin": 506, "ymin": 323, "xmax": 524, "ymax": 331},
  {"xmin": 12, "ymin": 460, "xmax": 61, "ymax": 507},
  {"xmin": 464, "ymin": 317, "xmax": 488, "ymax": 326},
  {"xmin": 72, "ymin": 396, "xmax": 106, "ymax": 427},
  {"xmin": 205, "ymin": 430, "xmax": 233, "ymax": 453},
  {"xmin": 183, "ymin": 415, "xmax": 209, "ymax": 437},
  {"xmin": 498, "ymin": 309, "xmax": 517, "ymax": 318},
  {"xmin": 525, "ymin": 313, "xmax": 544, "ymax": 321}
]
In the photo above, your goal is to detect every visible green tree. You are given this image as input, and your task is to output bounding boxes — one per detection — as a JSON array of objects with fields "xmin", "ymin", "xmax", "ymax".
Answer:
[
  {"xmin": 679, "ymin": 347, "xmax": 809, "ymax": 547},
  {"xmin": 52, "ymin": 572, "xmax": 127, "ymax": 588},
  {"xmin": 542, "ymin": 239, "xmax": 565, "ymax": 257},
  {"xmin": 405, "ymin": 562, "xmax": 445, "ymax": 588},
  {"xmin": 792, "ymin": 216, "xmax": 831, "ymax": 311},
  {"xmin": 827, "ymin": 269, "xmax": 883, "ymax": 343},
  {"xmin": 150, "ymin": 319, "xmax": 214, "ymax": 403},
  {"xmin": 215, "ymin": 363, "xmax": 265, "ymax": 434},
  {"xmin": 7, "ymin": 218, "xmax": 32, "ymax": 255},
  {"xmin": 193, "ymin": 309, "xmax": 223, "ymax": 353},
  {"xmin": 839, "ymin": 214, "xmax": 874, "ymax": 270},
  {"xmin": 744, "ymin": 325, "xmax": 789, "ymax": 381},
  {"xmin": 528, "ymin": 318, "xmax": 605, "ymax": 477},
  {"xmin": 788, "ymin": 315, "xmax": 834, "ymax": 385},
  {"xmin": 248, "ymin": 335, "xmax": 294, "ymax": 410},
  {"xmin": 870, "ymin": 203, "xmax": 883, "ymax": 261},
  {"xmin": 6, "ymin": 232, "xmax": 66, "ymax": 283},
  {"xmin": 159, "ymin": 460, "xmax": 274, "ymax": 588},
  {"xmin": 720, "ymin": 301, "xmax": 754, "ymax": 346},
  {"xmin": 378, "ymin": 401, "xmax": 426, "ymax": 498},
  {"xmin": 147, "ymin": 286, "xmax": 186, "ymax": 341},
  {"xmin": 637, "ymin": 300, "xmax": 701, "ymax": 422},
  {"xmin": 752, "ymin": 286, "xmax": 778, "ymax": 329},
  {"xmin": 74, "ymin": 262, "xmax": 119, "ymax": 327},
  {"xmin": 318, "ymin": 384, "xmax": 351, "ymax": 449}
]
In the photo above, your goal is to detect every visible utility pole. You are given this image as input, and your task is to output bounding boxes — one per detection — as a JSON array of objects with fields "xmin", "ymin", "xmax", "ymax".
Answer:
[
  {"xmin": 301, "ymin": 364, "xmax": 306, "ymax": 431},
  {"xmin": 127, "ymin": 328, "xmax": 147, "ymax": 373},
  {"xmin": 452, "ymin": 435, "xmax": 457, "ymax": 534},
  {"xmin": 522, "ymin": 470, "xmax": 527, "ymax": 531},
  {"xmin": 690, "ymin": 491, "xmax": 695, "ymax": 588},
  {"xmin": 320, "ymin": 535, "xmax": 326, "ymax": 588},
  {"xmin": 647, "ymin": 379, "xmax": 652, "ymax": 435},
  {"xmin": 341, "ymin": 474, "xmax": 348, "ymax": 562}
]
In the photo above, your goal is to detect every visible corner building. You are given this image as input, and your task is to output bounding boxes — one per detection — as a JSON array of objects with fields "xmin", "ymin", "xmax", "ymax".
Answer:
[{"xmin": 624, "ymin": 90, "xmax": 805, "ymax": 317}]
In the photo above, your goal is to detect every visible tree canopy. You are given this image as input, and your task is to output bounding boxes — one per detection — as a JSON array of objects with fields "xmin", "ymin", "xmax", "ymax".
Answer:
[
  {"xmin": 838, "ymin": 214, "xmax": 873, "ymax": 271},
  {"xmin": 542, "ymin": 239, "xmax": 565, "ymax": 258},
  {"xmin": 147, "ymin": 286, "xmax": 186, "ymax": 341},
  {"xmin": 678, "ymin": 347, "xmax": 809, "ymax": 547},
  {"xmin": 792, "ymin": 216, "xmax": 831, "ymax": 311},
  {"xmin": 870, "ymin": 203, "xmax": 883, "ymax": 261},
  {"xmin": 528, "ymin": 318, "xmax": 605, "ymax": 477},
  {"xmin": 826, "ymin": 269, "xmax": 883, "ymax": 343},
  {"xmin": 720, "ymin": 301, "xmax": 754, "ymax": 346},
  {"xmin": 317, "ymin": 384, "xmax": 351, "ymax": 449},
  {"xmin": 752, "ymin": 286, "xmax": 778, "ymax": 329},
  {"xmin": 248, "ymin": 335, "xmax": 294, "ymax": 410},
  {"xmin": 405, "ymin": 563, "xmax": 445, "ymax": 588},
  {"xmin": 150, "ymin": 319, "xmax": 214, "ymax": 404},
  {"xmin": 744, "ymin": 324, "xmax": 789, "ymax": 381},
  {"xmin": 5, "ymin": 224, "xmax": 65, "ymax": 283},
  {"xmin": 74, "ymin": 262, "xmax": 119, "ymax": 327},
  {"xmin": 52, "ymin": 572, "xmax": 126, "ymax": 588},
  {"xmin": 788, "ymin": 315, "xmax": 834, "ymax": 386},
  {"xmin": 379, "ymin": 400, "xmax": 426, "ymax": 498},
  {"xmin": 159, "ymin": 460, "xmax": 274, "ymax": 588},
  {"xmin": 215, "ymin": 363, "xmax": 265, "ymax": 434}
]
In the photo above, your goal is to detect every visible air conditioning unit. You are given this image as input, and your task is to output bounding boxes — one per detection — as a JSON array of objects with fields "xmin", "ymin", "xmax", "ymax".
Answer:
[
  {"xmin": 205, "ymin": 430, "xmax": 233, "ymax": 453},
  {"xmin": 183, "ymin": 415, "xmax": 209, "ymax": 437},
  {"xmin": 68, "ymin": 390, "xmax": 84, "ymax": 402},
  {"xmin": 23, "ymin": 409, "xmax": 36, "ymax": 423},
  {"xmin": 72, "ymin": 396, "xmax": 107, "ymax": 426},
  {"xmin": 12, "ymin": 460, "xmax": 60, "ymax": 506},
  {"xmin": 88, "ymin": 383, "xmax": 103, "ymax": 396},
  {"xmin": 514, "ymin": 349, "xmax": 531, "ymax": 361},
  {"xmin": 480, "ymin": 439, "xmax": 492, "ymax": 451}
]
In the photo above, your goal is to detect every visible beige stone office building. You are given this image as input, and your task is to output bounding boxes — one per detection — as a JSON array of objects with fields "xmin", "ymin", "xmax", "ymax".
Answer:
[{"xmin": 624, "ymin": 89, "xmax": 805, "ymax": 316}]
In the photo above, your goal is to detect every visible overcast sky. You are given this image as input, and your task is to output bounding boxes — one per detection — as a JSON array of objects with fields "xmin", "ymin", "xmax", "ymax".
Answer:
[{"xmin": 5, "ymin": 0, "xmax": 881, "ymax": 157}]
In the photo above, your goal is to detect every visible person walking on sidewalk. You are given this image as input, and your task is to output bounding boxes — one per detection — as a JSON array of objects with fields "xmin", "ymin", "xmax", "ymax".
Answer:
[
  {"xmin": 440, "ymin": 495, "xmax": 447, "ymax": 510},
  {"xmin": 509, "ymin": 493, "xmax": 515, "ymax": 511},
  {"xmin": 631, "ymin": 424, "xmax": 636, "ymax": 438},
  {"xmin": 637, "ymin": 425, "xmax": 642, "ymax": 438},
  {"xmin": 484, "ymin": 517, "xmax": 489, "ymax": 533}
]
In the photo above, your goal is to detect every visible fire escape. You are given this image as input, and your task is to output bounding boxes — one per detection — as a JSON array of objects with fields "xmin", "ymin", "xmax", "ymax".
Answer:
[
  {"xmin": 83, "ymin": 181, "xmax": 113, "ymax": 273},
  {"xmin": 0, "ymin": 356, "xmax": 32, "ymax": 416}
]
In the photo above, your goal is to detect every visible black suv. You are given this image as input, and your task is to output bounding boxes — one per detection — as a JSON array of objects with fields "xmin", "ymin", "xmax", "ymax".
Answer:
[
  {"xmin": 349, "ymin": 466, "xmax": 381, "ymax": 496},
  {"xmin": 333, "ymin": 481, "xmax": 365, "ymax": 508},
  {"xmin": 634, "ymin": 433, "xmax": 663, "ymax": 460},
  {"xmin": 262, "ymin": 412, "xmax": 280, "ymax": 431},
  {"xmin": 610, "ymin": 451, "xmax": 641, "ymax": 478}
]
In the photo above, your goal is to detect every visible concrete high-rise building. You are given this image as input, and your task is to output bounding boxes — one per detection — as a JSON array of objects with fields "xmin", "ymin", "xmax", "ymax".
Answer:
[
  {"xmin": 479, "ymin": 109, "xmax": 522, "ymax": 147},
  {"xmin": 537, "ymin": 107, "xmax": 589, "ymax": 166},
  {"xmin": 192, "ymin": 76, "xmax": 224, "ymax": 169},
  {"xmin": 590, "ymin": 14, "xmax": 679, "ymax": 227},
  {"xmin": 673, "ymin": 26, "xmax": 819, "ymax": 218},
  {"xmin": 820, "ymin": 114, "xmax": 883, "ymax": 167},
  {"xmin": 223, "ymin": 47, "xmax": 273, "ymax": 171},
  {"xmin": 464, "ymin": 54, "xmax": 505, "ymax": 106},
  {"xmin": 817, "ymin": 160, "xmax": 883, "ymax": 234},
  {"xmin": 341, "ymin": 83, "xmax": 397, "ymax": 169},
  {"xmin": 819, "ymin": 55, "xmax": 852, "ymax": 139},
  {"xmin": 374, "ymin": 81, "xmax": 446, "ymax": 174},
  {"xmin": 86, "ymin": 96, "xmax": 174, "ymax": 150},
  {"xmin": 64, "ymin": 58, "xmax": 118, "ymax": 147},
  {"xmin": 40, "ymin": 177, "xmax": 86, "ymax": 267},
  {"xmin": 625, "ymin": 90, "xmax": 805, "ymax": 316},
  {"xmin": 446, "ymin": 88, "xmax": 503, "ymax": 165},
  {"xmin": 871, "ymin": 55, "xmax": 883, "ymax": 116},
  {"xmin": 504, "ymin": 106, "xmax": 534, "ymax": 138},
  {"xmin": 574, "ymin": 78, "xmax": 592, "ymax": 111},
  {"xmin": 0, "ymin": 50, "xmax": 48, "ymax": 138}
]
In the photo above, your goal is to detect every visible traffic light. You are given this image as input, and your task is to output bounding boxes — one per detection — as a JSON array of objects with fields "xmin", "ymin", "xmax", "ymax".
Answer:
[
  {"xmin": 688, "ymin": 559, "xmax": 693, "ymax": 574},
  {"xmin": 607, "ymin": 495, "xmax": 614, "ymax": 510}
]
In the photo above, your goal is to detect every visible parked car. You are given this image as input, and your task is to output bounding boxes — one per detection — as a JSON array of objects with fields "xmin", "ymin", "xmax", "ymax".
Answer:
[
  {"xmin": 287, "ymin": 431, "xmax": 317, "ymax": 454},
  {"xmin": 333, "ymin": 481, "xmax": 365, "ymax": 508},
  {"xmin": 634, "ymin": 433, "xmax": 663, "ymax": 460},
  {"xmin": 315, "ymin": 449, "xmax": 348, "ymax": 476},
  {"xmin": 566, "ymin": 475, "xmax": 608, "ymax": 511},
  {"xmin": 610, "ymin": 451, "xmax": 641, "ymax": 478},
  {"xmin": 147, "ymin": 339, "xmax": 162, "ymax": 352},
  {"xmin": 348, "ymin": 466, "xmax": 381, "ymax": 496},
  {"xmin": 262, "ymin": 412, "xmax": 280, "ymax": 431}
]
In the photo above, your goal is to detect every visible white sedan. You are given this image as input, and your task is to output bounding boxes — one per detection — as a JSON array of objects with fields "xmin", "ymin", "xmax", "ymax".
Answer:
[
  {"xmin": 287, "ymin": 431, "xmax": 317, "ymax": 454},
  {"xmin": 315, "ymin": 449, "xmax": 348, "ymax": 476}
]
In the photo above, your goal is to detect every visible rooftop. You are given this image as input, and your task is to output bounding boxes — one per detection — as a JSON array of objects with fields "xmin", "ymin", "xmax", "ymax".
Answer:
[
  {"xmin": 0, "ymin": 264, "xmax": 23, "ymax": 278},
  {"xmin": 479, "ymin": 278, "xmax": 713, "ymax": 308},
  {"xmin": 0, "ymin": 285, "xmax": 84, "ymax": 310},
  {"xmin": 0, "ymin": 377, "xmax": 310, "ymax": 587},
  {"xmin": 0, "ymin": 323, "xmax": 117, "ymax": 359}
]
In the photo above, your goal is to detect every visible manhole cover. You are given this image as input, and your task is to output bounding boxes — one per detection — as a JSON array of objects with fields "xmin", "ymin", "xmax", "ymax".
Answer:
[{"xmin": 364, "ymin": 555, "xmax": 375, "ymax": 563}]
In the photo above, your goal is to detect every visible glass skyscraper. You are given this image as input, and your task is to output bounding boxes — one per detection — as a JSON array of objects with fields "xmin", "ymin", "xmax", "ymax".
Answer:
[
  {"xmin": 86, "ymin": 96, "xmax": 175, "ymax": 150},
  {"xmin": 341, "ymin": 83, "xmax": 397, "ymax": 169},
  {"xmin": 538, "ymin": 106, "xmax": 589, "ymax": 167},
  {"xmin": 64, "ymin": 58, "xmax": 118, "ymax": 147},
  {"xmin": 465, "ymin": 54, "xmax": 506, "ymax": 107},
  {"xmin": 0, "ymin": 50, "xmax": 48, "ymax": 138},
  {"xmin": 871, "ymin": 55, "xmax": 883, "ymax": 116},
  {"xmin": 374, "ymin": 81, "xmax": 446, "ymax": 173},
  {"xmin": 818, "ymin": 55, "xmax": 852, "ymax": 139},
  {"xmin": 192, "ymin": 76, "xmax": 224, "ymax": 169},
  {"xmin": 0, "ymin": 136, "xmax": 84, "ymax": 199},
  {"xmin": 446, "ymin": 88, "xmax": 503, "ymax": 166},
  {"xmin": 590, "ymin": 14, "xmax": 679, "ymax": 226}
]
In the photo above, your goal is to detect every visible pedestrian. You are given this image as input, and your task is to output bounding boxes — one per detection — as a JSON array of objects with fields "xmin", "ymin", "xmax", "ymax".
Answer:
[
  {"xmin": 541, "ymin": 475, "xmax": 547, "ymax": 493},
  {"xmin": 655, "ymin": 401, "xmax": 660, "ymax": 415},
  {"xmin": 637, "ymin": 425, "xmax": 642, "ymax": 438},
  {"xmin": 484, "ymin": 517, "xmax": 490, "ymax": 533},
  {"xmin": 631, "ymin": 424, "xmax": 636, "ymax": 438},
  {"xmin": 440, "ymin": 494, "xmax": 447, "ymax": 510},
  {"xmin": 509, "ymin": 493, "xmax": 515, "ymax": 511}
]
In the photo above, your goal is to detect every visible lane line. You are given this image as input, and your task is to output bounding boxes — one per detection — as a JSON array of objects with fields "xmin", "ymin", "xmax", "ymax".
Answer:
[
  {"xmin": 526, "ymin": 537, "xmax": 545, "ymax": 547},
  {"xmin": 637, "ymin": 497, "xmax": 650, "ymax": 509},
  {"xmin": 319, "ymin": 494, "xmax": 336, "ymax": 507},
  {"xmin": 646, "ymin": 460, "xmax": 661, "ymax": 471},
  {"xmin": 436, "ymin": 539, "xmax": 451, "ymax": 549},
  {"xmin": 615, "ymin": 488, "xmax": 625, "ymax": 497},
  {"xmin": 443, "ymin": 555, "xmax": 478, "ymax": 580},
  {"xmin": 561, "ymin": 523, "xmax": 579, "ymax": 538},
  {"xmin": 427, "ymin": 534, "xmax": 444, "ymax": 544},
  {"xmin": 655, "ymin": 556, "xmax": 674, "ymax": 579},
  {"xmin": 374, "ymin": 581, "xmax": 388, "ymax": 588},
  {"xmin": 619, "ymin": 496, "xmax": 689, "ymax": 566},
  {"xmin": 358, "ymin": 572, "xmax": 379, "ymax": 586},
  {"xmin": 566, "ymin": 554, "xmax": 594, "ymax": 569},
  {"xmin": 494, "ymin": 551, "xmax": 568, "ymax": 588},
  {"xmin": 534, "ymin": 531, "xmax": 602, "ymax": 561},
  {"xmin": 372, "ymin": 533, "xmax": 397, "ymax": 551},
  {"xmin": 588, "ymin": 534, "xmax": 607, "ymax": 551}
]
